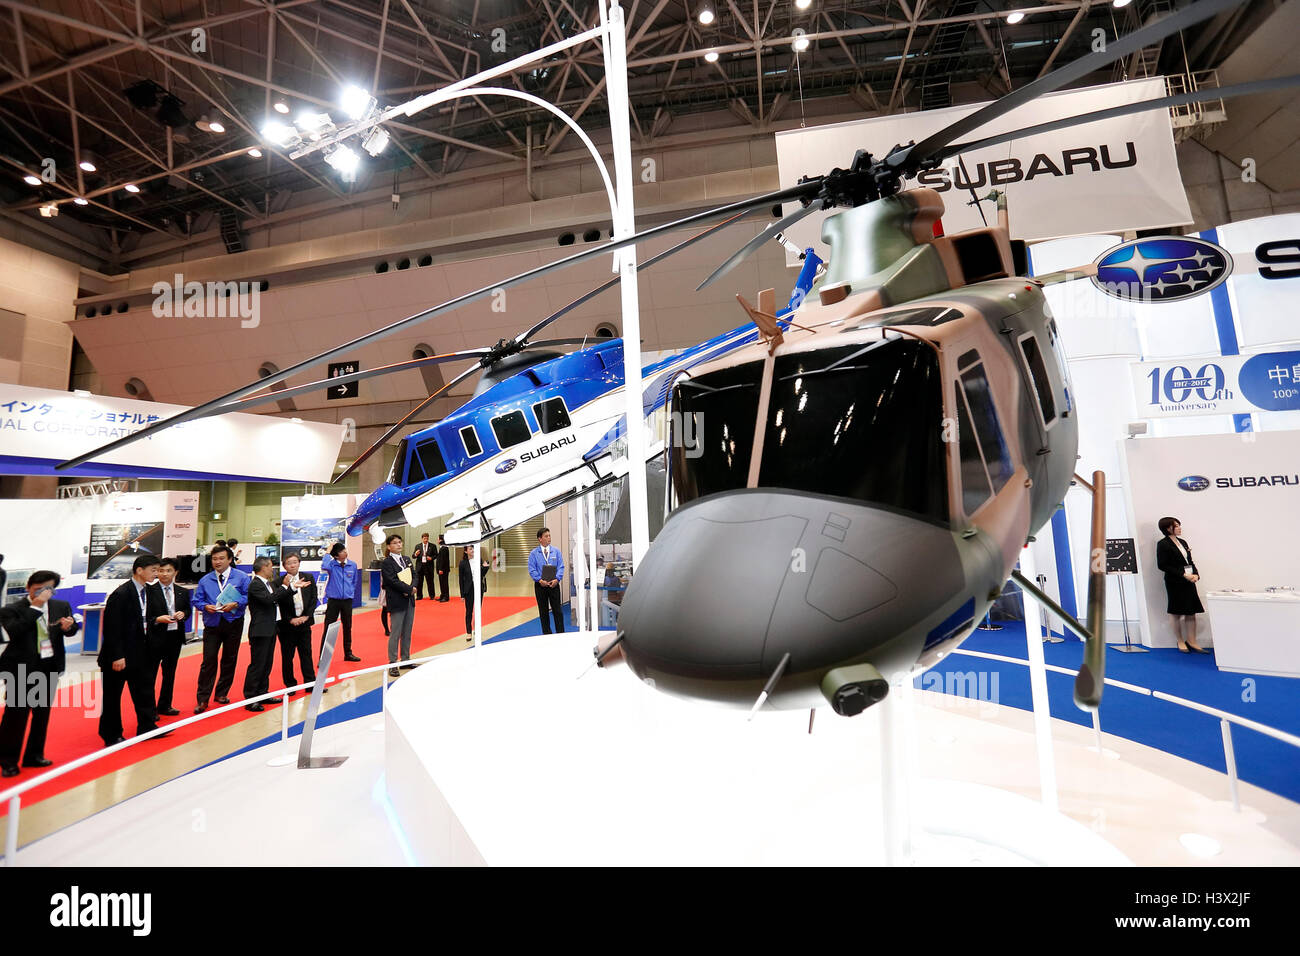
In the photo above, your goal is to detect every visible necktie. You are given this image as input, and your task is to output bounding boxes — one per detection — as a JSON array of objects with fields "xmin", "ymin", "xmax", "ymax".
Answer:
[
  {"xmin": 165, "ymin": 585, "xmax": 177, "ymax": 630},
  {"xmin": 138, "ymin": 585, "xmax": 147, "ymax": 628},
  {"xmin": 293, "ymin": 578, "xmax": 304, "ymax": 616}
]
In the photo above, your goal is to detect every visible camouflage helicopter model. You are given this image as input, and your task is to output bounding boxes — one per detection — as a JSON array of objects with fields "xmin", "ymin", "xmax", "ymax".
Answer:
[{"xmin": 595, "ymin": 0, "xmax": 1300, "ymax": 718}]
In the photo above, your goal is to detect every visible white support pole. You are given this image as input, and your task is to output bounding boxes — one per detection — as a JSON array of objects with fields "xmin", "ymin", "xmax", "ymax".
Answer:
[
  {"xmin": 587, "ymin": 494, "xmax": 599, "ymax": 629},
  {"xmin": 1220, "ymin": 718, "xmax": 1240, "ymax": 812},
  {"xmin": 267, "ymin": 691, "xmax": 296, "ymax": 765},
  {"xmin": 472, "ymin": 541, "xmax": 483, "ymax": 649},
  {"xmin": 601, "ymin": 0, "xmax": 650, "ymax": 570},
  {"xmin": 1019, "ymin": 546, "xmax": 1060, "ymax": 814},
  {"xmin": 573, "ymin": 495, "xmax": 587, "ymax": 632}
]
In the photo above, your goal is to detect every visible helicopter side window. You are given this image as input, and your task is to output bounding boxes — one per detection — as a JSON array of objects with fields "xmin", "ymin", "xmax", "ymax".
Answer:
[
  {"xmin": 954, "ymin": 383, "xmax": 993, "ymax": 514},
  {"xmin": 490, "ymin": 410, "xmax": 532, "ymax": 448},
  {"xmin": 1046, "ymin": 318, "xmax": 1074, "ymax": 413},
  {"xmin": 956, "ymin": 357, "xmax": 1014, "ymax": 496},
  {"xmin": 405, "ymin": 438, "xmax": 448, "ymax": 485},
  {"xmin": 1018, "ymin": 333, "xmax": 1057, "ymax": 427},
  {"xmin": 532, "ymin": 397, "xmax": 571, "ymax": 434},
  {"xmin": 460, "ymin": 425, "xmax": 483, "ymax": 457}
]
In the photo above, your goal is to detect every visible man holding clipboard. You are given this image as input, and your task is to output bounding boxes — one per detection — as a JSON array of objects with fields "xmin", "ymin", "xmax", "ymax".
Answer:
[
  {"xmin": 381, "ymin": 534, "xmax": 416, "ymax": 677},
  {"xmin": 528, "ymin": 527, "xmax": 565, "ymax": 634}
]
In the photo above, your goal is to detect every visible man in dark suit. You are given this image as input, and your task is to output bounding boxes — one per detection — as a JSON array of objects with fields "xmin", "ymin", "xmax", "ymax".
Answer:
[
  {"xmin": 435, "ymin": 534, "xmax": 451, "ymax": 602},
  {"xmin": 244, "ymin": 556, "xmax": 285, "ymax": 711},
  {"xmin": 0, "ymin": 570, "xmax": 80, "ymax": 776},
  {"xmin": 412, "ymin": 533, "xmax": 437, "ymax": 600},
  {"xmin": 100, "ymin": 555, "xmax": 165, "ymax": 746},
  {"xmin": 146, "ymin": 557, "xmax": 191, "ymax": 717},
  {"xmin": 381, "ymin": 534, "xmax": 416, "ymax": 678},
  {"xmin": 276, "ymin": 552, "xmax": 317, "ymax": 694}
]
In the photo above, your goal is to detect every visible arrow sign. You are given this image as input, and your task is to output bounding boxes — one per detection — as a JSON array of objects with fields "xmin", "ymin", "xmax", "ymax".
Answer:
[{"xmin": 327, "ymin": 361, "xmax": 360, "ymax": 400}]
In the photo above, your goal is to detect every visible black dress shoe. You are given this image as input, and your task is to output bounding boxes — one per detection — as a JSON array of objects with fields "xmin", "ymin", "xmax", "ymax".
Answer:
[
  {"xmin": 157, "ymin": 707, "xmax": 180, "ymax": 716},
  {"xmin": 216, "ymin": 696, "xmax": 231, "ymax": 705},
  {"xmin": 22, "ymin": 757, "xmax": 53, "ymax": 768},
  {"xmin": 400, "ymin": 663, "xmax": 416, "ymax": 670},
  {"xmin": 1, "ymin": 765, "xmax": 19, "ymax": 778},
  {"xmin": 105, "ymin": 737, "xmax": 126, "ymax": 746},
  {"xmin": 345, "ymin": 653, "xmax": 362, "ymax": 662},
  {"xmin": 245, "ymin": 703, "xmax": 265, "ymax": 712},
  {"xmin": 194, "ymin": 704, "xmax": 208, "ymax": 714},
  {"xmin": 388, "ymin": 667, "xmax": 401, "ymax": 677}
]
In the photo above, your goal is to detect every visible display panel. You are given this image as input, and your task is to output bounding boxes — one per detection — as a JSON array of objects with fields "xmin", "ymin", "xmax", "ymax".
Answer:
[{"xmin": 87, "ymin": 521, "xmax": 165, "ymax": 580}]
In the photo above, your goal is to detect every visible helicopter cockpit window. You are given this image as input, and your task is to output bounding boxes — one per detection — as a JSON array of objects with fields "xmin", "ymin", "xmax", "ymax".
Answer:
[
  {"xmin": 388, "ymin": 438, "xmax": 409, "ymax": 485},
  {"xmin": 1046, "ymin": 318, "xmax": 1074, "ymax": 413},
  {"xmin": 670, "ymin": 361, "xmax": 762, "ymax": 505},
  {"xmin": 406, "ymin": 438, "xmax": 448, "ymax": 485},
  {"xmin": 490, "ymin": 410, "xmax": 532, "ymax": 448},
  {"xmin": 956, "ymin": 356, "xmax": 1014, "ymax": 501},
  {"xmin": 954, "ymin": 383, "xmax": 992, "ymax": 513},
  {"xmin": 1018, "ymin": 333, "xmax": 1057, "ymax": 426},
  {"xmin": 460, "ymin": 425, "xmax": 483, "ymax": 458},
  {"xmin": 758, "ymin": 338, "xmax": 948, "ymax": 523},
  {"xmin": 532, "ymin": 397, "xmax": 571, "ymax": 434}
]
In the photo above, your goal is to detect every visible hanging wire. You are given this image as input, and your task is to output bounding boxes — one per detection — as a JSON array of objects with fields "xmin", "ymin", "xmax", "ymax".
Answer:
[{"xmin": 794, "ymin": 47, "xmax": 807, "ymax": 128}]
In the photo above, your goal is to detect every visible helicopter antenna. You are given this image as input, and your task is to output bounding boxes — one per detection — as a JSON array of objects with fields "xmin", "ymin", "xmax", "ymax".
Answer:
[
  {"xmin": 747, "ymin": 652, "xmax": 792, "ymax": 720},
  {"xmin": 955, "ymin": 155, "xmax": 987, "ymax": 227}
]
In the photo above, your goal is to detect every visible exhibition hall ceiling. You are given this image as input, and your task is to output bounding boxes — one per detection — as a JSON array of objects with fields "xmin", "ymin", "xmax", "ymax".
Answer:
[{"xmin": 0, "ymin": 0, "xmax": 1275, "ymax": 265}]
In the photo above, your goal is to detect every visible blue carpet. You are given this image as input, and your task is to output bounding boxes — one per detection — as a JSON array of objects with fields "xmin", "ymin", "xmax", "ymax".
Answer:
[
  {"xmin": 925, "ymin": 621, "xmax": 1300, "ymax": 803},
  {"xmin": 483, "ymin": 603, "xmax": 582, "ymax": 644}
]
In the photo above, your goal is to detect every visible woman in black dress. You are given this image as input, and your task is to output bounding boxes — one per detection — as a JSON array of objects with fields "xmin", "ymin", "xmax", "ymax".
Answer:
[{"xmin": 1155, "ymin": 516, "xmax": 1209, "ymax": 653}]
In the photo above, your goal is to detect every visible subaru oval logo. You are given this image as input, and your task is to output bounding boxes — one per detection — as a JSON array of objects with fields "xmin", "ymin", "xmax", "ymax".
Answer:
[
  {"xmin": 495, "ymin": 458, "xmax": 517, "ymax": 474},
  {"xmin": 1177, "ymin": 475, "xmax": 1210, "ymax": 492},
  {"xmin": 1092, "ymin": 236, "xmax": 1232, "ymax": 303}
]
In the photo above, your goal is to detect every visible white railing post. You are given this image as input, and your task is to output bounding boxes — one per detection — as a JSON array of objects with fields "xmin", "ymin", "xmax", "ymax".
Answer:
[
  {"xmin": 1220, "ymin": 718, "xmax": 1240, "ymax": 812},
  {"xmin": 267, "ymin": 691, "xmax": 295, "ymax": 767},
  {"xmin": 4, "ymin": 795, "xmax": 18, "ymax": 866}
]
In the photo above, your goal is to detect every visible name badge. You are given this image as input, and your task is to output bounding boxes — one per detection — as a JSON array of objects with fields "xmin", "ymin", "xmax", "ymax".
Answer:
[
  {"xmin": 1184, "ymin": 565, "xmax": 1194, "ymax": 575},
  {"xmin": 39, "ymin": 637, "xmax": 54, "ymax": 659}
]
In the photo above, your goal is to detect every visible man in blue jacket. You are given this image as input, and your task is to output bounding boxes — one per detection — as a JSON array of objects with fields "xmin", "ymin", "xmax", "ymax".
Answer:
[
  {"xmin": 527, "ymin": 527, "xmax": 566, "ymax": 634},
  {"xmin": 320, "ymin": 542, "xmax": 361, "ymax": 662},
  {"xmin": 191, "ymin": 544, "xmax": 249, "ymax": 713}
]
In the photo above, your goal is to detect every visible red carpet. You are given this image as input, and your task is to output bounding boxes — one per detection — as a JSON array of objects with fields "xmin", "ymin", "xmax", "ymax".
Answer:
[{"xmin": 0, "ymin": 597, "xmax": 534, "ymax": 810}]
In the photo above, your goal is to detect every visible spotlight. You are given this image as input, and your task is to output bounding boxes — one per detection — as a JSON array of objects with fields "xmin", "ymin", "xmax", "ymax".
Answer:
[
  {"xmin": 704, "ymin": 50, "xmax": 719, "ymax": 62},
  {"xmin": 247, "ymin": 147, "xmax": 263, "ymax": 158},
  {"xmin": 156, "ymin": 93, "xmax": 189, "ymax": 128},
  {"xmin": 1113, "ymin": 0, "xmax": 1132, "ymax": 6},
  {"xmin": 324, "ymin": 144, "xmax": 360, "ymax": 178},
  {"xmin": 1006, "ymin": 10, "xmax": 1025, "ymax": 23},
  {"xmin": 795, "ymin": 0, "xmax": 811, "ymax": 8},
  {"xmin": 196, "ymin": 113, "xmax": 225, "ymax": 134},
  {"xmin": 73, "ymin": 197, "xmax": 89, "ymax": 205},
  {"xmin": 698, "ymin": 7, "xmax": 714, "ymax": 24},
  {"xmin": 340, "ymin": 84, "xmax": 376, "ymax": 121},
  {"xmin": 793, "ymin": 34, "xmax": 810, "ymax": 52},
  {"xmin": 23, "ymin": 174, "xmax": 40, "ymax": 186},
  {"xmin": 361, "ymin": 126, "xmax": 390, "ymax": 157},
  {"xmin": 39, "ymin": 202, "xmax": 58, "ymax": 217},
  {"xmin": 296, "ymin": 110, "xmax": 332, "ymax": 132},
  {"xmin": 124, "ymin": 183, "xmax": 140, "ymax": 193},
  {"xmin": 78, "ymin": 152, "xmax": 98, "ymax": 173},
  {"xmin": 260, "ymin": 119, "xmax": 299, "ymax": 148},
  {"xmin": 273, "ymin": 99, "xmax": 290, "ymax": 114}
]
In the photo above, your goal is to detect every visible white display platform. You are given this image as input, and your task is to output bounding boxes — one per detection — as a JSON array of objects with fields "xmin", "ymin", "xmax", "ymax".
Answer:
[
  {"xmin": 1205, "ymin": 591, "xmax": 1300, "ymax": 678},
  {"xmin": 384, "ymin": 633, "xmax": 1130, "ymax": 866}
]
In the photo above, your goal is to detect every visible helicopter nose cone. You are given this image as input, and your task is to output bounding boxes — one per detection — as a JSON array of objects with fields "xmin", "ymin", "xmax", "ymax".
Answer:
[
  {"xmin": 616, "ymin": 490, "xmax": 979, "ymax": 710},
  {"xmin": 346, "ymin": 483, "xmax": 406, "ymax": 537}
]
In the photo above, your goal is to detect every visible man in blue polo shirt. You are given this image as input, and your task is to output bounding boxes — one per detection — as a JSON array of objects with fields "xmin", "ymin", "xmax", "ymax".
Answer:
[
  {"xmin": 192, "ymin": 545, "xmax": 250, "ymax": 713},
  {"xmin": 527, "ymin": 527, "xmax": 566, "ymax": 634},
  {"xmin": 320, "ymin": 542, "xmax": 361, "ymax": 662}
]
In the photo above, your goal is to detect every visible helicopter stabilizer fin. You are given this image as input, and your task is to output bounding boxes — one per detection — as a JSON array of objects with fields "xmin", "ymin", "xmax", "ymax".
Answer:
[{"xmin": 1033, "ymin": 264, "xmax": 1098, "ymax": 286}]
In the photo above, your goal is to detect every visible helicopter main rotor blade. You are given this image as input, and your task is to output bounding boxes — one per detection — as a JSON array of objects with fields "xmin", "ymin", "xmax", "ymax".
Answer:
[
  {"xmin": 216, "ymin": 347, "xmax": 495, "ymax": 413},
  {"xmin": 695, "ymin": 199, "xmax": 825, "ymax": 291},
  {"xmin": 56, "ymin": 182, "xmax": 817, "ymax": 473},
  {"xmin": 333, "ymin": 361, "xmax": 483, "ymax": 486},
  {"xmin": 893, "ymin": 0, "xmax": 1247, "ymax": 175},
  {"xmin": 938, "ymin": 74, "xmax": 1300, "ymax": 160},
  {"xmin": 513, "ymin": 208, "xmax": 761, "ymax": 346}
]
